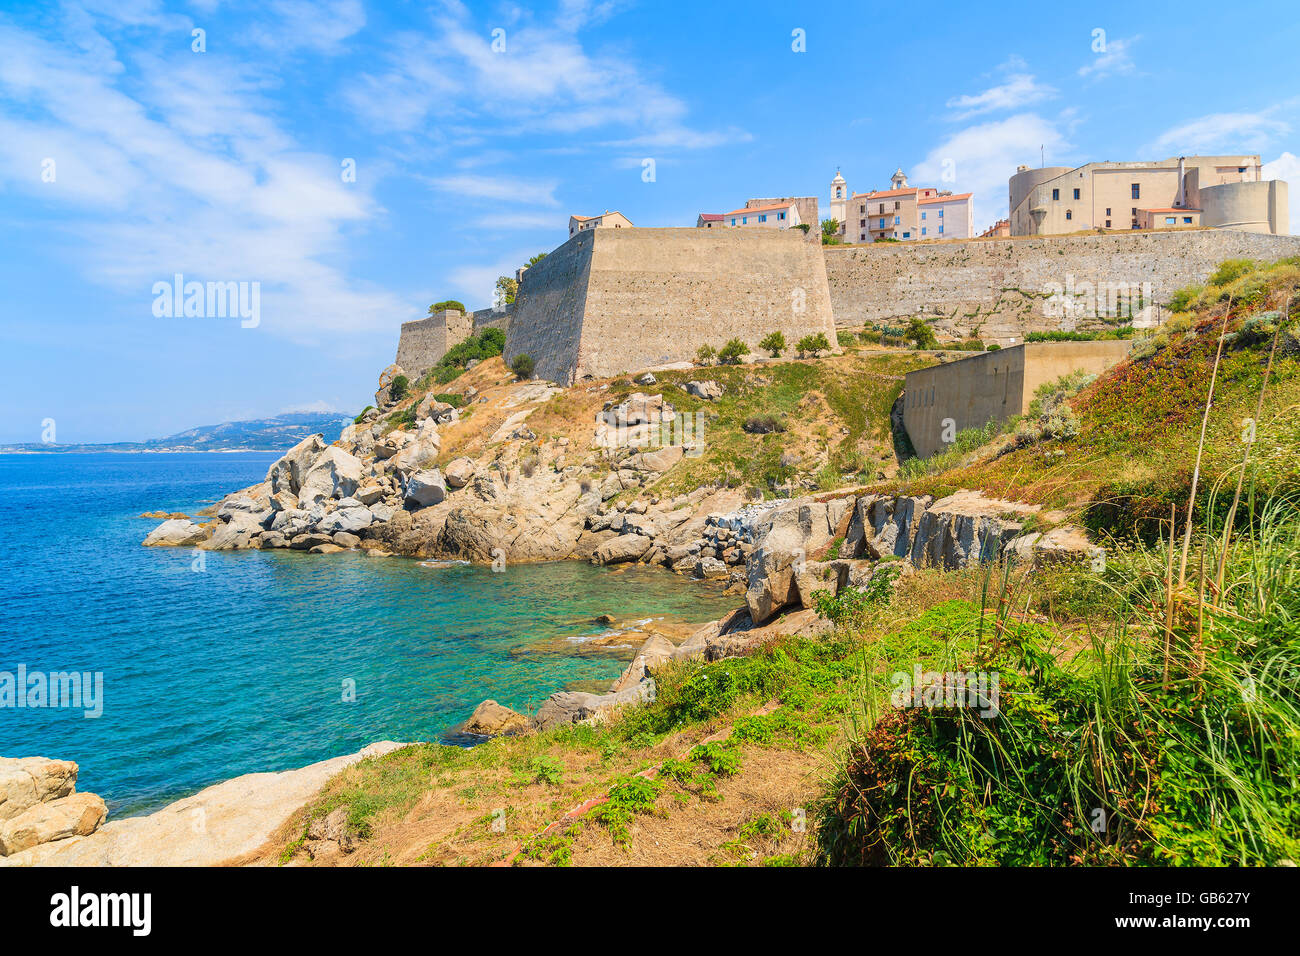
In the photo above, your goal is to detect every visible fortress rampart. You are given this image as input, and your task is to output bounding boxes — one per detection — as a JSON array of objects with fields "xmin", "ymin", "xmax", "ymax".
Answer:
[
  {"xmin": 825, "ymin": 230, "xmax": 1300, "ymax": 343},
  {"xmin": 504, "ymin": 227, "xmax": 838, "ymax": 384}
]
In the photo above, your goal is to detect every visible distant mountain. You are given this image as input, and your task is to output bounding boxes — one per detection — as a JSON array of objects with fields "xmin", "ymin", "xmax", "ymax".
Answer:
[{"xmin": 0, "ymin": 411, "xmax": 352, "ymax": 453}]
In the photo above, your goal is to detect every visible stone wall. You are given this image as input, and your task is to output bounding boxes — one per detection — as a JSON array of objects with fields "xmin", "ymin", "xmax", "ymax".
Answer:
[
  {"xmin": 902, "ymin": 340, "xmax": 1134, "ymax": 457},
  {"xmin": 826, "ymin": 230, "xmax": 1300, "ymax": 342},
  {"xmin": 395, "ymin": 309, "xmax": 473, "ymax": 379},
  {"xmin": 506, "ymin": 227, "xmax": 838, "ymax": 384}
]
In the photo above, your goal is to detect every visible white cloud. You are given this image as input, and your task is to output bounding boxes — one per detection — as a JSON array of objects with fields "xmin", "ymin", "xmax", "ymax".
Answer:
[
  {"xmin": 1149, "ymin": 111, "xmax": 1291, "ymax": 155},
  {"xmin": 0, "ymin": 18, "xmax": 409, "ymax": 343},
  {"xmin": 250, "ymin": 0, "xmax": 367, "ymax": 53},
  {"xmin": 345, "ymin": 5, "xmax": 738, "ymax": 151},
  {"xmin": 423, "ymin": 173, "xmax": 561, "ymax": 206},
  {"xmin": 913, "ymin": 113, "xmax": 1071, "ymax": 229},
  {"xmin": 1078, "ymin": 35, "xmax": 1139, "ymax": 80},
  {"xmin": 1263, "ymin": 152, "xmax": 1300, "ymax": 235},
  {"xmin": 946, "ymin": 74, "xmax": 1056, "ymax": 120}
]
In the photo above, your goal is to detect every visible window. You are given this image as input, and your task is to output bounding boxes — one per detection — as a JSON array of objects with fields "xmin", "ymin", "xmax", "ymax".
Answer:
[
  {"xmin": 921, "ymin": 211, "xmax": 927, "ymax": 220},
  {"xmin": 1052, "ymin": 188, "xmax": 1060, "ymax": 200},
  {"xmin": 859, "ymin": 204, "xmax": 865, "ymax": 213},
  {"xmin": 1131, "ymin": 207, "xmax": 1137, "ymax": 215},
  {"xmin": 730, "ymin": 218, "xmax": 736, "ymax": 226},
  {"xmin": 1165, "ymin": 216, "xmax": 1176, "ymax": 225},
  {"xmin": 1106, "ymin": 207, "xmax": 1111, "ymax": 216},
  {"xmin": 902, "ymin": 232, "xmax": 911, "ymax": 238},
  {"xmin": 938, "ymin": 225, "xmax": 944, "ymax": 235},
  {"xmin": 921, "ymin": 227, "xmax": 927, "ymax": 236},
  {"xmin": 1073, "ymin": 188, "xmax": 1080, "ymax": 199},
  {"xmin": 742, "ymin": 216, "xmax": 747, "ymax": 224},
  {"xmin": 1065, "ymin": 210, "xmax": 1072, "ymax": 220},
  {"xmin": 1183, "ymin": 216, "xmax": 1192, "ymax": 224},
  {"xmin": 759, "ymin": 214, "xmax": 767, "ymax": 222},
  {"xmin": 1238, "ymin": 167, "xmax": 1246, "ymax": 173},
  {"xmin": 859, "ymin": 219, "xmax": 866, "ymax": 227},
  {"xmin": 894, "ymin": 216, "xmax": 900, "ymax": 225},
  {"xmin": 938, "ymin": 209, "xmax": 943, "ymax": 218},
  {"xmin": 778, "ymin": 212, "xmax": 785, "ymax": 220},
  {"xmin": 860, "ymin": 233, "xmax": 866, "ymax": 240},
  {"xmin": 1131, "ymin": 183, "xmax": 1140, "ymax": 199},
  {"xmin": 1105, "ymin": 219, "xmax": 1112, "ymax": 228},
  {"xmin": 879, "ymin": 204, "xmax": 885, "ymax": 214},
  {"xmin": 894, "ymin": 201, "xmax": 901, "ymax": 210},
  {"xmin": 879, "ymin": 218, "xmax": 886, "ymax": 229},
  {"xmin": 836, "ymin": 187, "xmax": 843, "ymax": 198}
]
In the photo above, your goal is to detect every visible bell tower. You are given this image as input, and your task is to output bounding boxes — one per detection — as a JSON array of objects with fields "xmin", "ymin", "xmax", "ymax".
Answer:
[{"xmin": 830, "ymin": 168, "xmax": 847, "ymax": 233}]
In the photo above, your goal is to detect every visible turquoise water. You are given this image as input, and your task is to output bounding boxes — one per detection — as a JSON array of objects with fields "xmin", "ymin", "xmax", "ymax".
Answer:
[{"xmin": 0, "ymin": 453, "xmax": 735, "ymax": 816}]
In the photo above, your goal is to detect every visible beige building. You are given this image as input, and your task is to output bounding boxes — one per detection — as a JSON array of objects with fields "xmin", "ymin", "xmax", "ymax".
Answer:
[
  {"xmin": 568, "ymin": 210, "xmax": 633, "ymax": 237},
  {"xmin": 721, "ymin": 199, "xmax": 802, "ymax": 229},
  {"xmin": 696, "ymin": 213, "xmax": 725, "ymax": 228},
  {"xmin": 980, "ymin": 218, "xmax": 1011, "ymax": 238},
  {"xmin": 1008, "ymin": 156, "xmax": 1288, "ymax": 236},
  {"xmin": 829, "ymin": 168, "xmax": 974, "ymax": 242}
]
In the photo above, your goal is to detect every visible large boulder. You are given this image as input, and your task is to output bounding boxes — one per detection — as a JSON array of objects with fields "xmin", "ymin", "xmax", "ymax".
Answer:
[
  {"xmin": 142, "ymin": 519, "xmax": 208, "ymax": 547},
  {"xmin": 744, "ymin": 500, "xmax": 840, "ymax": 623},
  {"xmin": 610, "ymin": 634, "xmax": 677, "ymax": 693},
  {"xmin": 266, "ymin": 434, "xmax": 327, "ymax": 497},
  {"xmin": 0, "ymin": 793, "xmax": 107, "ymax": 856},
  {"xmin": 402, "ymin": 469, "xmax": 447, "ymax": 508},
  {"xmin": 388, "ymin": 421, "xmax": 441, "ymax": 474},
  {"xmin": 591, "ymin": 533, "xmax": 652, "ymax": 566},
  {"xmin": 533, "ymin": 682, "xmax": 655, "ymax": 732},
  {"xmin": 685, "ymin": 380, "xmax": 724, "ymax": 401},
  {"xmin": 298, "ymin": 446, "xmax": 363, "ymax": 507},
  {"xmin": 443, "ymin": 457, "xmax": 477, "ymax": 488},
  {"xmin": 317, "ymin": 507, "xmax": 374, "ymax": 535},
  {"xmin": 624, "ymin": 445, "xmax": 684, "ymax": 473},
  {"xmin": 0, "ymin": 758, "xmax": 77, "ymax": 821},
  {"xmin": 463, "ymin": 700, "xmax": 532, "ymax": 736},
  {"xmin": 200, "ymin": 515, "xmax": 262, "ymax": 551}
]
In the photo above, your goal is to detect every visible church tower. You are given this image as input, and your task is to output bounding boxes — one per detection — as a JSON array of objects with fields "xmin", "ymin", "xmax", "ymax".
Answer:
[
  {"xmin": 891, "ymin": 167, "xmax": 908, "ymax": 190},
  {"xmin": 830, "ymin": 168, "xmax": 847, "ymax": 233}
]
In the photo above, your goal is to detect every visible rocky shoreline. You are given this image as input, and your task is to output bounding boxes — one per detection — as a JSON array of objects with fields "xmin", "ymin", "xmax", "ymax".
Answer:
[{"xmin": 1, "ymin": 369, "xmax": 1101, "ymax": 866}]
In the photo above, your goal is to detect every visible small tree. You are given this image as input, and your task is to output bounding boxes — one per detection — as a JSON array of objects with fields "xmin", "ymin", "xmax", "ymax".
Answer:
[
  {"xmin": 821, "ymin": 219, "xmax": 842, "ymax": 245},
  {"xmin": 695, "ymin": 344, "xmax": 717, "ymax": 365},
  {"xmin": 511, "ymin": 353, "xmax": 535, "ymax": 380},
  {"xmin": 429, "ymin": 300, "xmax": 466, "ymax": 314},
  {"xmin": 495, "ymin": 275, "xmax": 519, "ymax": 307},
  {"xmin": 718, "ymin": 338, "xmax": 750, "ymax": 365},
  {"xmin": 759, "ymin": 331, "xmax": 786, "ymax": 357},
  {"xmin": 389, "ymin": 374, "xmax": 410, "ymax": 402},
  {"xmin": 796, "ymin": 332, "xmax": 831, "ymax": 357},
  {"xmin": 479, "ymin": 327, "xmax": 506, "ymax": 355},
  {"xmin": 904, "ymin": 316, "xmax": 938, "ymax": 350}
]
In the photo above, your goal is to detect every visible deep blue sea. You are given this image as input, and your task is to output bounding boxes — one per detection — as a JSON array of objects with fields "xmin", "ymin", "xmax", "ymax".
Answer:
[{"xmin": 0, "ymin": 453, "xmax": 734, "ymax": 816}]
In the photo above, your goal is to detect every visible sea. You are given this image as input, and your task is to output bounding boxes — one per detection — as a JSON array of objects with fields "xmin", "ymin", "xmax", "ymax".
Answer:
[{"xmin": 0, "ymin": 452, "xmax": 735, "ymax": 816}]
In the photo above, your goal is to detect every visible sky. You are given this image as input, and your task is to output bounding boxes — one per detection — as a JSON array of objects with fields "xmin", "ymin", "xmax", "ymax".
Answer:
[{"xmin": 1, "ymin": 0, "xmax": 1298, "ymax": 444}]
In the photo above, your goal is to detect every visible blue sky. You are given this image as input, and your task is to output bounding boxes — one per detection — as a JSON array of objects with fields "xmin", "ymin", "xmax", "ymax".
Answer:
[{"xmin": 1, "ymin": 0, "xmax": 1297, "ymax": 443}]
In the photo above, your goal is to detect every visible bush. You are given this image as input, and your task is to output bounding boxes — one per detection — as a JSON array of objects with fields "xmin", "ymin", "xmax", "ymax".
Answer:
[
  {"xmin": 858, "ymin": 329, "xmax": 882, "ymax": 344},
  {"xmin": 904, "ymin": 316, "xmax": 938, "ymax": 350},
  {"xmin": 1166, "ymin": 284, "xmax": 1202, "ymax": 312},
  {"xmin": 695, "ymin": 344, "xmax": 717, "ymax": 365},
  {"xmin": 759, "ymin": 331, "xmax": 786, "ymax": 357},
  {"xmin": 510, "ymin": 353, "xmax": 535, "ymax": 379},
  {"xmin": 796, "ymin": 332, "xmax": 831, "ymax": 357},
  {"xmin": 352, "ymin": 406, "xmax": 374, "ymax": 424},
  {"xmin": 743, "ymin": 415, "xmax": 785, "ymax": 434},
  {"xmin": 836, "ymin": 330, "xmax": 856, "ymax": 349},
  {"xmin": 719, "ymin": 338, "xmax": 750, "ymax": 364},
  {"xmin": 1208, "ymin": 258, "xmax": 1255, "ymax": 287},
  {"xmin": 429, "ymin": 300, "xmax": 465, "ymax": 313},
  {"xmin": 389, "ymin": 374, "xmax": 409, "ymax": 402},
  {"xmin": 479, "ymin": 327, "xmax": 506, "ymax": 354}
]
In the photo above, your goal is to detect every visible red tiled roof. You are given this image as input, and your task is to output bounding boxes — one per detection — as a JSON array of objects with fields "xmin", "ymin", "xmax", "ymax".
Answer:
[
  {"xmin": 697, "ymin": 213, "xmax": 724, "ymax": 221},
  {"xmin": 722, "ymin": 201, "xmax": 794, "ymax": 216},
  {"xmin": 849, "ymin": 187, "xmax": 918, "ymax": 200},
  {"xmin": 918, "ymin": 192, "xmax": 972, "ymax": 204}
]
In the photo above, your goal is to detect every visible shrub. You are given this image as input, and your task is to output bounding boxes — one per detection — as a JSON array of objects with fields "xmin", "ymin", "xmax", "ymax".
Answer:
[
  {"xmin": 429, "ymin": 300, "xmax": 465, "ymax": 313},
  {"xmin": 479, "ymin": 327, "xmax": 506, "ymax": 354},
  {"xmin": 904, "ymin": 316, "xmax": 938, "ymax": 350},
  {"xmin": 389, "ymin": 374, "xmax": 409, "ymax": 402},
  {"xmin": 1208, "ymin": 258, "xmax": 1254, "ymax": 287},
  {"xmin": 695, "ymin": 344, "xmax": 717, "ymax": 365},
  {"xmin": 759, "ymin": 331, "xmax": 786, "ymax": 357},
  {"xmin": 796, "ymin": 332, "xmax": 831, "ymax": 357},
  {"xmin": 719, "ymin": 338, "xmax": 750, "ymax": 364},
  {"xmin": 511, "ymin": 353, "xmax": 535, "ymax": 380},
  {"xmin": 987, "ymin": 343, "xmax": 1000, "ymax": 350},
  {"xmin": 1166, "ymin": 284, "xmax": 1202, "ymax": 312},
  {"xmin": 836, "ymin": 330, "xmax": 856, "ymax": 349},
  {"xmin": 858, "ymin": 329, "xmax": 882, "ymax": 344},
  {"xmin": 743, "ymin": 415, "xmax": 785, "ymax": 434},
  {"xmin": 352, "ymin": 406, "xmax": 374, "ymax": 424}
]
